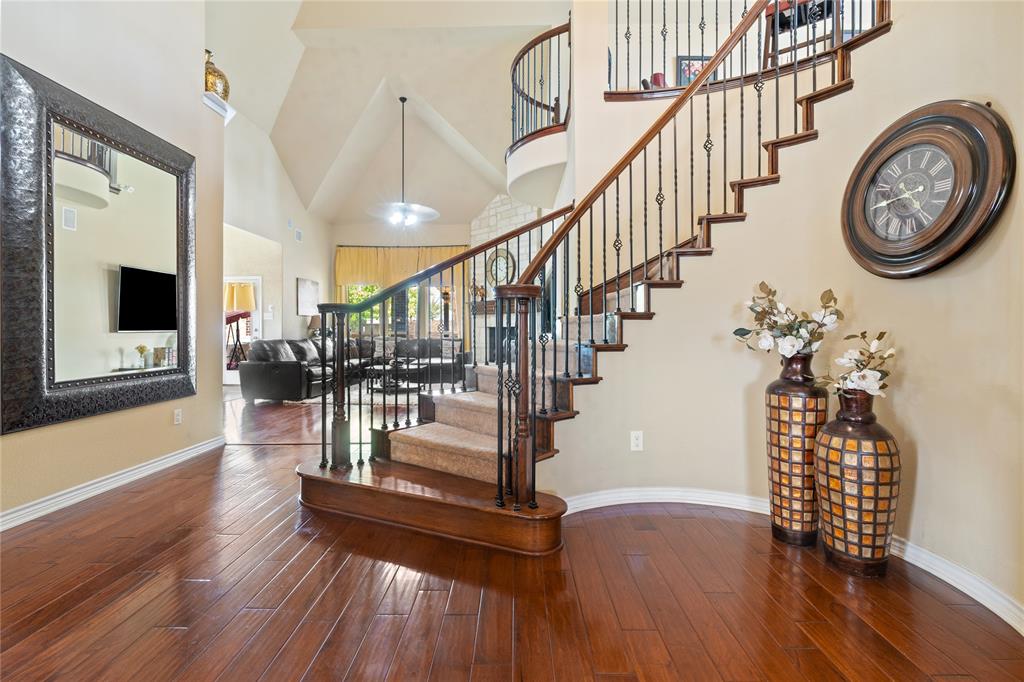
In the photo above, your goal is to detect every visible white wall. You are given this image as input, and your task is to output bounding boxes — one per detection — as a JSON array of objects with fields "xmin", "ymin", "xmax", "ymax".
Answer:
[
  {"xmin": 223, "ymin": 111, "xmax": 332, "ymax": 338},
  {"xmin": 542, "ymin": 0, "xmax": 1024, "ymax": 611},
  {"xmin": 1, "ymin": 0, "xmax": 225, "ymax": 511},
  {"xmin": 54, "ymin": 153, "xmax": 178, "ymax": 380}
]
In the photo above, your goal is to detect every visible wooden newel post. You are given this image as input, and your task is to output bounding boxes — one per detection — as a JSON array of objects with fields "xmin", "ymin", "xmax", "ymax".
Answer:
[{"xmin": 496, "ymin": 284, "xmax": 541, "ymax": 510}]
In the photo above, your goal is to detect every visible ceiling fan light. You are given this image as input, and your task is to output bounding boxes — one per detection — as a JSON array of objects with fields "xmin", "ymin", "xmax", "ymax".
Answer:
[
  {"xmin": 389, "ymin": 211, "xmax": 403, "ymax": 225},
  {"xmin": 404, "ymin": 213, "xmax": 418, "ymax": 226}
]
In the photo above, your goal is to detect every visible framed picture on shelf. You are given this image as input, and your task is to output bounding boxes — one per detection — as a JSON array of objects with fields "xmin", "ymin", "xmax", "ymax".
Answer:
[{"xmin": 676, "ymin": 55, "xmax": 719, "ymax": 87}]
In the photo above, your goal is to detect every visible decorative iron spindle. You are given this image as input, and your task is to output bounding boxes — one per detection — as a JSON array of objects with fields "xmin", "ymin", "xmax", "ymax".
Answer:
[
  {"xmin": 588, "ymin": 208, "xmax": 595, "ymax": 344},
  {"xmin": 495, "ymin": 297, "xmax": 504, "ymax": 507},
  {"xmin": 601, "ymin": 194, "xmax": 608, "ymax": 341},
  {"xmin": 614, "ymin": 177, "xmax": 622, "ymax": 312},
  {"xmin": 656, "ymin": 131, "xmax": 665, "ymax": 279},
  {"xmin": 628, "ymin": 163, "xmax": 636, "ymax": 310}
]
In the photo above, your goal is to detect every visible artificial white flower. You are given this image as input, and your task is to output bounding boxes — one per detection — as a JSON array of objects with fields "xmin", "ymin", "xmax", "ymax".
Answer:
[
  {"xmin": 777, "ymin": 335, "xmax": 805, "ymax": 358},
  {"xmin": 812, "ymin": 309, "xmax": 839, "ymax": 331},
  {"xmin": 845, "ymin": 369, "xmax": 885, "ymax": 397},
  {"xmin": 798, "ymin": 327, "xmax": 810, "ymax": 340},
  {"xmin": 835, "ymin": 348, "xmax": 860, "ymax": 368},
  {"xmin": 869, "ymin": 338, "xmax": 881, "ymax": 353},
  {"xmin": 756, "ymin": 331, "xmax": 775, "ymax": 351},
  {"xmin": 810, "ymin": 340, "xmax": 822, "ymax": 353},
  {"xmin": 884, "ymin": 347, "xmax": 896, "ymax": 358}
]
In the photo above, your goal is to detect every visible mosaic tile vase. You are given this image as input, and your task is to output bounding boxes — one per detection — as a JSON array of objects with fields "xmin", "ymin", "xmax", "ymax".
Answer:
[
  {"xmin": 814, "ymin": 389, "xmax": 901, "ymax": 577},
  {"xmin": 765, "ymin": 353, "xmax": 828, "ymax": 547}
]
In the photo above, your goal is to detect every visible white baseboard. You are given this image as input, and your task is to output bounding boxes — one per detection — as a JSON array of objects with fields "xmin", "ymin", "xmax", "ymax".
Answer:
[
  {"xmin": 0, "ymin": 436, "xmax": 226, "ymax": 531},
  {"xmin": 563, "ymin": 486, "xmax": 1023, "ymax": 637}
]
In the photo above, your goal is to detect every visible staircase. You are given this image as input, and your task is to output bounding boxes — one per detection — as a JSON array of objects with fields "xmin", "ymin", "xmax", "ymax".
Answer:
[{"xmin": 299, "ymin": 0, "xmax": 893, "ymax": 554}]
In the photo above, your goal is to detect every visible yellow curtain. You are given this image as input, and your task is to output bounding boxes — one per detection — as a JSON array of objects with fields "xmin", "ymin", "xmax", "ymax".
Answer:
[
  {"xmin": 223, "ymin": 282, "xmax": 256, "ymax": 311},
  {"xmin": 334, "ymin": 245, "xmax": 466, "ymax": 302}
]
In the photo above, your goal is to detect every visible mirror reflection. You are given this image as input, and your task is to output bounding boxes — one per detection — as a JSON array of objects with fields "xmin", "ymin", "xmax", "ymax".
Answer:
[{"xmin": 52, "ymin": 121, "xmax": 179, "ymax": 382}]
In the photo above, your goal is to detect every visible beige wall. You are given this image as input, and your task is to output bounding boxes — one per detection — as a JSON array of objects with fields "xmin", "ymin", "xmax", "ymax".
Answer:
[
  {"xmin": 542, "ymin": 0, "xmax": 1024, "ymax": 606},
  {"xmin": 0, "ymin": 1, "xmax": 225, "ymax": 511},
  {"xmin": 335, "ymin": 222, "xmax": 471, "ymax": 249},
  {"xmin": 224, "ymin": 224, "xmax": 284, "ymax": 341},
  {"xmin": 224, "ymin": 112, "xmax": 332, "ymax": 339}
]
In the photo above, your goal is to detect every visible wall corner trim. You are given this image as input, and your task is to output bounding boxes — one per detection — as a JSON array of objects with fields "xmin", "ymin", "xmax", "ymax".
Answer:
[
  {"xmin": 0, "ymin": 435, "xmax": 227, "ymax": 531},
  {"xmin": 562, "ymin": 487, "xmax": 1024, "ymax": 637}
]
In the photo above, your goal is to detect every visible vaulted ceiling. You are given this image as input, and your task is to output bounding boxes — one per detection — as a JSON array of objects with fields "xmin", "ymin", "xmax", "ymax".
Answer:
[{"xmin": 206, "ymin": 1, "xmax": 569, "ymax": 226}]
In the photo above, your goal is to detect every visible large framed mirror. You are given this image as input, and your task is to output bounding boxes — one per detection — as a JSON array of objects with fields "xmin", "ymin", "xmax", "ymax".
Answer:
[{"xmin": 1, "ymin": 55, "xmax": 196, "ymax": 433}]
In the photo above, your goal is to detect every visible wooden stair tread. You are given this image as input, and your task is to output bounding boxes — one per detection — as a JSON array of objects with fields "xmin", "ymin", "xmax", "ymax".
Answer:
[
  {"xmin": 538, "ymin": 409, "xmax": 579, "ymax": 422},
  {"xmin": 730, "ymin": 174, "xmax": 780, "ymax": 190},
  {"xmin": 554, "ymin": 374, "xmax": 602, "ymax": 385},
  {"xmin": 763, "ymin": 130, "xmax": 819, "ymax": 149},
  {"xmin": 698, "ymin": 212, "xmax": 747, "ymax": 224},
  {"xmin": 588, "ymin": 343, "xmax": 627, "ymax": 351},
  {"xmin": 639, "ymin": 279, "xmax": 684, "ymax": 288},
  {"xmin": 796, "ymin": 78, "xmax": 854, "ymax": 105},
  {"xmin": 618, "ymin": 311, "xmax": 655, "ymax": 320},
  {"xmin": 297, "ymin": 460, "xmax": 565, "ymax": 555},
  {"xmin": 670, "ymin": 246, "xmax": 714, "ymax": 257}
]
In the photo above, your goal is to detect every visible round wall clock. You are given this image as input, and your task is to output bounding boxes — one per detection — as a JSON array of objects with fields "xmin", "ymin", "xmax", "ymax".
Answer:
[
  {"xmin": 485, "ymin": 248, "xmax": 516, "ymax": 287},
  {"xmin": 841, "ymin": 100, "xmax": 1014, "ymax": 278}
]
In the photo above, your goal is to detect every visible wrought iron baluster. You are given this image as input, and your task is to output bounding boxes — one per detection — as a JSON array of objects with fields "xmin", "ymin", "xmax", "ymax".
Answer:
[
  {"xmin": 539, "ymin": 225, "xmax": 548, "ymax": 414},
  {"xmin": 529, "ymin": 297, "xmax": 538, "ymax": 509},
  {"xmin": 651, "ymin": 0, "xmax": 655, "ymax": 85},
  {"xmin": 614, "ymin": 178, "xmax": 622, "ymax": 313},
  {"xmin": 405, "ymin": 289, "xmax": 412, "ymax": 426},
  {"xmin": 471, "ymin": 257, "xmax": 478, "ymax": 368},
  {"xmin": 357, "ymin": 313, "xmax": 365, "ymax": 456},
  {"xmin": 495, "ymin": 297, "xmax": 504, "ymax": 507},
  {"xmin": 657, "ymin": 132, "xmax": 665, "ymax": 279},
  {"xmin": 392, "ymin": 294, "xmax": 399, "ymax": 430},
  {"xmin": 380, "ymin": 302, "xmax": 387, "ymax": 430},
  {"xmin": 588, "ymin": 208, "xmax": 595, "ymax": 344},
  {"xmin": 426, "ymin": 274, "xmax": 433, "ymax": 394},
  {"xmin": 810, "ymin": 0, "xmax": 820, "ymax": 93},
  {"xmin": 505, "ymin": 302, "xmax": 514, "ymax": 495},
  {"xmin": 643, "ymin": 147, "xmax": 649, "ymax": 275},
  {"xmin": 792, "ymin": 0, "xmax": 798, "ymax": 134},
  {"xmin": 320, "ymin": 312, "xmax": 329, "ymax": 469},
  {"xmin": 661, "ymin": 0, "xmax": 667, "ymax": 85},
  {"xmin": 638, "ymin": 0, "xmax": 642, "ymax": 88},
  {"xmin": 775, "ymin": 3, "xmax": 781, "ymax": 139},
  {"xmin": 575, "ymin": 226, "xmax": 583, "ymax": 377},
  {"xmin": 740, "ymin": 2, "xmax": 747, "ymax": 181},
  {"xmin": 628, "ymin": 163, "xmax": 636, "ymax": 311},
  {"xmin": 615, "ymin": 0, "xmax": 620, "ymax": 91},
  {"xmin": 626, "ymin": 0, "xmax": 632, "ymax": 90},
  {"xmin": 673, "ymin": 115, "xmax": 679, "ymax": 257},
  {"xmin": 601, "ymin": 194, "xmax": 608, "ymax": 341},
  {"xmin": 563, "ymin": 234, "xmax": 570, "ymax": 378},
  {"xmin": 450, "ymin": 264, "xmax": 457, "ymax": 393},
  {"xmin": 756, "ymin": 9, "xmax": 764, "ymax": 175}
]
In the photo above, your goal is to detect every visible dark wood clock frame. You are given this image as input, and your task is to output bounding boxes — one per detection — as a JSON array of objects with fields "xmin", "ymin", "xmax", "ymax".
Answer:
[{"xmin": 841, "ymin": 100, "xmax": 1014, "ymax": 278}]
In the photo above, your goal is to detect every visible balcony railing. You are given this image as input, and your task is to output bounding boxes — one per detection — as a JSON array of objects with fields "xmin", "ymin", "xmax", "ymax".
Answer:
[
  {"xmin": 510, "ymin": 20, "xmax": 571, "ymax": 153},
  {"xmin": 607, "ymin": 0, "xmax": 881, "ymax": 99}
]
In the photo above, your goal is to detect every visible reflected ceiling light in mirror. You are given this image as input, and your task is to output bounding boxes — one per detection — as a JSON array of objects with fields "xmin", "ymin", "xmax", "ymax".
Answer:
[{"xmin": 371, "ymin": 96, "xmax": 438, "ymax": 228}]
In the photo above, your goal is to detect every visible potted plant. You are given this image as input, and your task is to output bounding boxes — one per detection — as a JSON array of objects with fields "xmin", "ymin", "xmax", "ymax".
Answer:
[
  {"xmin": 733, "ymin": 282, "xmax": 843, "ymax": 546},
  {"xmin": 813, "ymin": 332, "xmax": 900, "ymax": 576}
]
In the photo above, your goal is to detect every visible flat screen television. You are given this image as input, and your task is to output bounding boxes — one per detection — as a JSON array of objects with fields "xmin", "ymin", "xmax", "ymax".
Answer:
[{"xmin": 117, "ymin": 265, "xmax": 178, "ymax": 332}]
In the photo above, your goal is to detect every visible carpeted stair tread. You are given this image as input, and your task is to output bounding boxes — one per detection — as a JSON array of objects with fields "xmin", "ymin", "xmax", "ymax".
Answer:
[
  {"xmin": 390, "ymin": 421, "xmax": 495, "ymax": 456},
  {"xmin": 434, "ymin": 391, "xmax": 500, "ymax": 436},
  {"xmin": 434, "ymin": 390, "xmax": 498, "ymax": 414}
]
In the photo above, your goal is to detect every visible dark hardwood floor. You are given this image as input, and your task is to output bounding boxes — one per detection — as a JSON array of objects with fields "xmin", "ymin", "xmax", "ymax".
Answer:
[{"xmin": 1, "ymin": 396, "xmax": 1022, "ymax": 680}]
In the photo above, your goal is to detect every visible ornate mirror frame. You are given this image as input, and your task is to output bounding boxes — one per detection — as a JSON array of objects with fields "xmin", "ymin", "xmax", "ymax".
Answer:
[{"xmin": 1, "ymin": 56, "xmax": 197, "ymax": 433}]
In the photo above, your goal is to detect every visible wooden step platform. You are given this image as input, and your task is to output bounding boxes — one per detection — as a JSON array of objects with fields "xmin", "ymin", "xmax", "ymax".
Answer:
[{"xmin": 297, "ymin": 459, "xmax": 566, "ymax": 555}]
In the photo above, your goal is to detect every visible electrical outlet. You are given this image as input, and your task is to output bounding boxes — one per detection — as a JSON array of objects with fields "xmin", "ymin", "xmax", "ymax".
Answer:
[
  {"xmin": 173, "ymin": 408, "xmax": 183, "ymax": 425},
  {"xmin": 630, "ymin": 430, "xmax": 644, "ymax": 452}
]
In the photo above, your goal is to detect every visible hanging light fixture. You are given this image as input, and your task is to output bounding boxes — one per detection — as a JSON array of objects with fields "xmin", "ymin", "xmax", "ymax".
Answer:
[{"xmin": 374, "ymin": 96, "xmax": 439, "ymax": 227}]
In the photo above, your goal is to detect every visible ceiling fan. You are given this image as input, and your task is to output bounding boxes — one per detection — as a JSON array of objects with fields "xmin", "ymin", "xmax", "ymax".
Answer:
[{"xmin": 370, "ymin": 96, "xmax": 439, "ymax": 227}]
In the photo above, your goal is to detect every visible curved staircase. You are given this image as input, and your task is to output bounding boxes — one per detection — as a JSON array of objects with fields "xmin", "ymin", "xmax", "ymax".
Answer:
[{"xmin": 300, "ymin": 0, "xmax": 893, "ymax": 554}]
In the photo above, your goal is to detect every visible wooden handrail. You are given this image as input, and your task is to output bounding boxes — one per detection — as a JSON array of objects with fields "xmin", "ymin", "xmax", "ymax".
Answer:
[
  {"xmin": 516, "ymin": 0, "xmax": 771, "ymax": 285},
  {"xmin": 319, "ymin": 203, "xmax": 573, "ymax": 315},
  {"xmin": 510, "ymin": 22, "xmax": 570, "ymax": 81}
]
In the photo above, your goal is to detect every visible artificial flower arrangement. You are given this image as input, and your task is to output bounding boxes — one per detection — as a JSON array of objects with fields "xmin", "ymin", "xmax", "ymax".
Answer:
[
  {"xmin": 816, "ymin": 330, "xmax": 896, "ymax": 397},
  {"xmin": 732, "ymin": 282, "xmax": 843, "ymax": 358},
  {"xmin": 135, "ymin": 344, "xmax": 149, "ymax": 360}
]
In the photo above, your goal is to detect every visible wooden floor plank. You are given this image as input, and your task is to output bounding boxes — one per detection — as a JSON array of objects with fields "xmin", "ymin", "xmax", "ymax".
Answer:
[{"xmin": 0, "ymin": 398, "xmax": 1019, "ymax": 681}]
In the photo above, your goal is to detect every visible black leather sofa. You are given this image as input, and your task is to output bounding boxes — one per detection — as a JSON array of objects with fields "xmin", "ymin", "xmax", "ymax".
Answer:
[{"xmin": 239, "ymin": 338, "xmax": 379, "ymax": 403}]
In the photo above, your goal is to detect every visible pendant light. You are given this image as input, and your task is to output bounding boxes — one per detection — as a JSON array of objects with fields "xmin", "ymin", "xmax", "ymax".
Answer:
[{"xmin": 378, "ymin": 96, "xmax": 439, "ymax": 227}]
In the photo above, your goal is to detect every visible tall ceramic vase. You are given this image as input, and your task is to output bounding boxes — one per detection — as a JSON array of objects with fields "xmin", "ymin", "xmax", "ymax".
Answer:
[
  {"xmin": 814, "ymin": 389, "xmax": 901, "ymax": 577},
  {"xmin": 765, "ymin": 353, "xmax": 828, "ymax": 546}
]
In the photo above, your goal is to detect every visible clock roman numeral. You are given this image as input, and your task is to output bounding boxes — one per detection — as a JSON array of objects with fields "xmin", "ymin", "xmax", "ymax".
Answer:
[
  {"xmin": 876, "ymin": 182, "xmax": 891, "ymax": 193},
  {"xmin": 919, "ymin": 150, "xmax": 932, "ymax": 169},
  {"xmin": 934, "ymin": 178, "xmax": 952, "ymax": 193},
  {"xmin": 929, "ymin": 159, "xmax": 948, "ymax": 176},
  {"xmin": 886, "ymin": 163, "xmax": 902, "ymax": 178},
  {"xmin": 887, "ymin": 217, "xmax": 901, "ymax": 236},
  {"xmin": 904, "ymin": 218, "xmax": 916, "ymax": 234}
]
